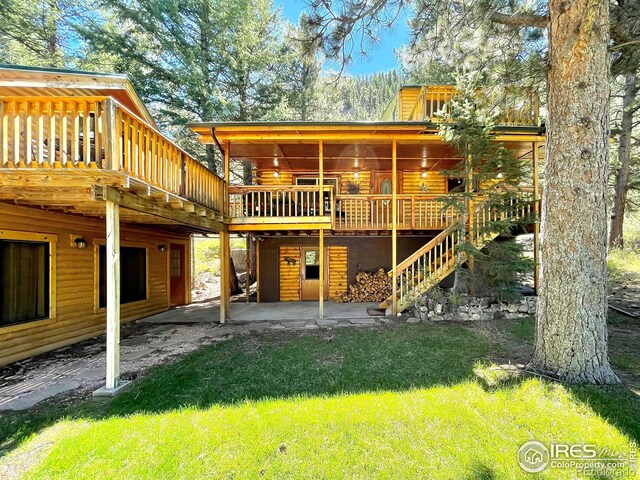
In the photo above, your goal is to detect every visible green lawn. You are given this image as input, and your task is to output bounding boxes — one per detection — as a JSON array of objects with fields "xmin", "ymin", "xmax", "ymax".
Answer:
[{"xmin": 1, "ymin": 323, "xmax": 639, "ymax": 479}]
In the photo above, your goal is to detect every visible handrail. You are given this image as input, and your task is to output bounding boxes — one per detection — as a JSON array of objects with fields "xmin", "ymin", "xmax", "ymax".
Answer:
[
  {"xmin": 390, "ymin": 192, "xmax": 536, "ymax": 310},
  {"xmin": 228, "ymin": 185, "xmax": 334, "ymax": 220}
]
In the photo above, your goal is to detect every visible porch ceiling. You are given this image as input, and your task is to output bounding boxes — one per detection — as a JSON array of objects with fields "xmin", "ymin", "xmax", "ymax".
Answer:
[
  {"xmin": 190, "ymin": 123, "xmax": 543, "ymax": 171},
  {"xmin": 0, "ymin": 170, "xmax": 225, "ymax": 234}
]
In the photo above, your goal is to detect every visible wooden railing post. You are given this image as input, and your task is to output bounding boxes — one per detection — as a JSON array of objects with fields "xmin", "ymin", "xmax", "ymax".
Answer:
[
  {"xmin": 103, "ymin": 98, "xmax": 118, "ymax": 170},
  {"xmin": 0, "ymin": 100, "xmax": 7, "ymax": 166},
  {"xmin": 391, "ymin": 139, "xmax": 398, "ymax": 315}
]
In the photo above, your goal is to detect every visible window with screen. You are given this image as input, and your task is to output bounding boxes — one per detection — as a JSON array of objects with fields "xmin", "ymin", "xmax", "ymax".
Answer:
[
  {"xmin": 99, "ymin": 246, "xmax": 147, "ymax": 307},
  {"xmin": 0, "ymin": 240, "xmax": 50, "ymax": 327}
]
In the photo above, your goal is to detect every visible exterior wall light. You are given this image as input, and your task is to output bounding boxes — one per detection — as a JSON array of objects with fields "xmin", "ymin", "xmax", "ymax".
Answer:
[
  {"xmin": 157, "ymin": 244, "xmax": 167, "ymax": 252},
  {"xmin": 74, "ymin": 237, "xmax": 88, "ymax": 249}
]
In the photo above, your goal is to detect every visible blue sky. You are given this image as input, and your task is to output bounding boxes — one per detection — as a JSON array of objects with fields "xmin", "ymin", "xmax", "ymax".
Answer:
[{"xmin": 277, "ymin": 1, "xmax": 409, "ymax": 75}]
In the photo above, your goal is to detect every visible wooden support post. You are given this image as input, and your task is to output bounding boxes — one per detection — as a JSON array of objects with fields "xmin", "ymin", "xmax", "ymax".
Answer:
[
  {"xmin": 256, "ymin": 238, "xmax": 261, "ymax": 303},
  {"xmin": 319, "ymin": 229, "xmax": 324, "ymax": 319},
  {"xmin": 319, "ymin": 140, "xmax": 324, "ymax": 216},
  {"xmin": 224, "ymin": 141, "xmax": 230, "ymax": 216},
  {"xmin": 466, "ymin": 148, "xmax": 475, "ymax": 277},
  {"xmin": 245, "ymin": 235, "xmax": 251, "ymax": 304},
  {"xmin": 532, "ymin": 141, "xmax": 540, "ymax": 294},
  {"xmin": 219, "ymin": 231, "xmax": 231, "ymax": 323},
  {"xmin": 391, "ymin": 139, "xmax": 398, "ymax": 315},
  {"xmin": 105, "ymin": 200, "xmax": 120, "ymax": 390}
]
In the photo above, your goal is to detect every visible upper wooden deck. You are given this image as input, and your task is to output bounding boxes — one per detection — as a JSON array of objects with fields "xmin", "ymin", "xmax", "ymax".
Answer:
[
  {"xmin": 0, "ymin": 66, "xmax": 226, "ymax": 233},
  {"xmin": 380, "ymin": 85, "xmax": 540, "ymax": 126}
]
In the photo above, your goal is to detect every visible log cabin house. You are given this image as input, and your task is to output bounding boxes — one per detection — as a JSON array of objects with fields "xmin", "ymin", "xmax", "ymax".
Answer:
[
  {"xmin": 0, "ymin": 65, "xmax": 543, "ymax": 393},
  {"xmin": 188, "ymin": 85, "xmax": 543, "ymax": 316}
]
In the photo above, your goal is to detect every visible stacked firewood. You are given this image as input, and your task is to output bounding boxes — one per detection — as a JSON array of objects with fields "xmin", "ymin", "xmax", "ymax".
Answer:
[{"xmin": 340, "ymin": 269, "xmax": 392, "ymax": 302}]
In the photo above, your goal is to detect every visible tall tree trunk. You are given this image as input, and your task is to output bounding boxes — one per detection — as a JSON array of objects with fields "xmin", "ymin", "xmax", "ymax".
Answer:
[
  {"xmin": 609, "ymin": 71, "xmax": 638, "ymax": 248},
  {"xmin": 530, "ymin": 0, "xmax": 619, "ymax": 383}
]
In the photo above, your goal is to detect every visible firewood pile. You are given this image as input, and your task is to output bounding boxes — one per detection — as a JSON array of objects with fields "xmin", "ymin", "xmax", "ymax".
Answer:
[{"xmin": 340, "ymin": 268, "xmax": 393, "ymax": 302}]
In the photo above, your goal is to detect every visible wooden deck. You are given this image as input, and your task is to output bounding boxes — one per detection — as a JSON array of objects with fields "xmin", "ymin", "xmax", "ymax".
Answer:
[{"xmin": 0, "ymin": 97, "xmax": 226, "ymax": 233}]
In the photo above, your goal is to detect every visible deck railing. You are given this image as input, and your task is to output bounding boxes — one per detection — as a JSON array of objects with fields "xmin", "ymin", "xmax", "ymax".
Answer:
[
  {"xmin": 335, "ymin": 195, "xmax": 458, "ymax": 230},
  {"xmin": 228, "ymin": 185, "xmax": 334, "ymax": 221},
  {"xmin": 382, "ymin": 85, "xmax": 540, "ymax": 126},
  {"xmin": 0, "ymin": 97, "xmax": 224, "ymax": 212}
]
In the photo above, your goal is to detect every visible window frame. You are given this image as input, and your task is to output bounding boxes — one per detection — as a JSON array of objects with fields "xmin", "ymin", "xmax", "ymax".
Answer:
[
  {"xmin": 0, "ymin": 230, "xmax": 57, "ymax": 333},
  {"xmin": 94, "ymin": 240, "xmax": 150, "ymax": 312}
]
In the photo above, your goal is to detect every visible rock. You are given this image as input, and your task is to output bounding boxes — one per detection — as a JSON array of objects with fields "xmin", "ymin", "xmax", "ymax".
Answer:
[
  {"xmin": 493, "ymin": 310, "xmax": 505, "ymax": 319},
  {"xmin": 406, "ymin": 317, "xmax": 420, "ymax": 324},
  {"xmin": 434, "ymin": 304, "xmax": 443, "ymax": 314},
  {"xmin": 518, "ymin": 302, "xmax": 529, "ymax": 313},
  {"xmin": 507, "ymin": 304, "xmax": 518, "ymax": 313},
  {"xmin": 459, "ymin": 312, "xmax": 470, "ymax": 321},
  {"xmin": 479, "ymin": 297, "xmax": 490, "ymax": 308}
]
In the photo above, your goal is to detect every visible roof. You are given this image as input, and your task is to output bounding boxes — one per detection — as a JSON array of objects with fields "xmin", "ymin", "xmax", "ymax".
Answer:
[{"xmin": 0, "ymin": 64, "xmax": 157, "ymax": 128}]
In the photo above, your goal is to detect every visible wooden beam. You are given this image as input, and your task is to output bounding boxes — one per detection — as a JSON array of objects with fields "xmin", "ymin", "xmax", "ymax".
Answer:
[
  {"xmin": 533, "ymin": 141, "xmax": 540, "ymax": 294},
  {"xmin": 93, "ymin": 186, "xmax": 225, "ymax": 231},
  {"xmin": 105, "ymin": 200, "xmax": 120, "ymax": 390},
  {"xmin": 220, "ymin": 231, "xmax": 230, "ymax": 323},
  {"xmin": 224, "ymin": 141, "xmax": 230, "ymax": 217},
  {"xmin": 256, "ymin": 238, "xmax": 260, "ymax": 303},
  {"xmin": 245, "ymin": 235, "xmax": 251, "ymax": 304},
  {"xmin": 319, "ymin": 228, "xmax": 324, "ymax": 319},
  {"xmin": 199, "ymin": 132, "xmax": 545, "ymax": 143},
  {"xmin": 319, "ymin": 140, "xmax": 324, "ymax": 216},
  {"xmin": 391, "ymin": 139, "xmax": 398, "ymax": 316}
]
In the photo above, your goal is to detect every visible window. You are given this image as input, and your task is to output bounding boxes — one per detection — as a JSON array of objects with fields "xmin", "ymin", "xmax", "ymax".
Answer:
[
  {"xmin": 0, "ymin": 240, "xmax": 50, "ymax": 327},
  {"xmin": 99, "ymin": 246, "xmax": 147, "ymax": 307},
  {"xmin": 305, "ymin": 250, "xmax": 320, "ymax": 280}
]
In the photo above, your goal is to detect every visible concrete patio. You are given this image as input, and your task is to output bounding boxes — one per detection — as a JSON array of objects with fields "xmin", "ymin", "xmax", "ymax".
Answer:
[
  {"xmin": 142, "ymin": 301, "xmax": 383, "ymax": 324},
  {"xmin": 0, "ymin": 301, "xmax": 389, "ymax": 411}
]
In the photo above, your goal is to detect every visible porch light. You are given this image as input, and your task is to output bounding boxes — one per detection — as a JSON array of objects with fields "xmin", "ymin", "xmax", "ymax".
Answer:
[
  {"xmin": 157, "ymin": 244, "xmax": 167, "ymax": 253},
  {"xmin": 421, "ymin": 170, "xmax": 427, "ymax": 179},
  {"xmin": 74, "ymin": 237, "xmax": 87, "ymax": 249}
]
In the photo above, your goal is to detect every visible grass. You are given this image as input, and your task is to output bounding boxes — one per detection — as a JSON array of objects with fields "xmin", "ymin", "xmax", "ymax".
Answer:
[
  {"xmin": 608, "ymin": 213, "xmax": 640, "ymax": 287},
  {"xmin": 1, "ymin": 324, "xmax": 639, "ymax": 479}
]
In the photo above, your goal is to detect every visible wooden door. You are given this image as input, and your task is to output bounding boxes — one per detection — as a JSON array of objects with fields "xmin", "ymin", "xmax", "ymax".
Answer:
[
  {"xmin": 169, "ymin": 243, "xmax": 186, "ymax": 306},
  {"xmin": 372, "ymin": 171, "xmax": 403, "ymax": 228},
  {"xmin": 301, "ymin": 247, "xmax": 320, "ymax": 300},
  {"xmin": 372, "ymin": 171, "xmax": 403, "ymax": 194}
]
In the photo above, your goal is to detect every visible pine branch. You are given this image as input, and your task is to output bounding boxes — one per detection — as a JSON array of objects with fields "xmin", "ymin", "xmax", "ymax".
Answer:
[{"xmin": 487, "ymin": 11, "xmax": 548, "ymax": 28}]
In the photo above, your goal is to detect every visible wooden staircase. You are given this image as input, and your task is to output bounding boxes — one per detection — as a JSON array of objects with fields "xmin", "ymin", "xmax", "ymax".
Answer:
[{"xmin": 380, "ymin": 195, "xmax": 535, "ymax": 314}]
